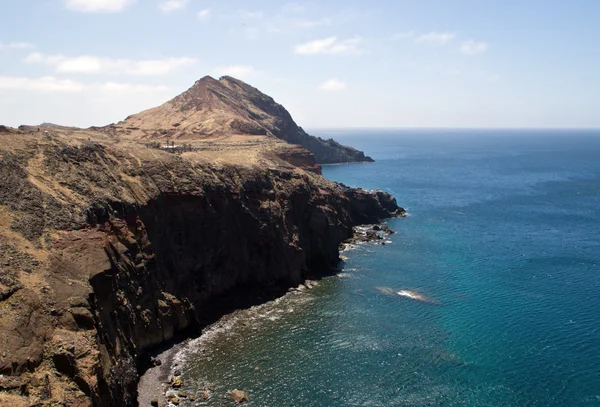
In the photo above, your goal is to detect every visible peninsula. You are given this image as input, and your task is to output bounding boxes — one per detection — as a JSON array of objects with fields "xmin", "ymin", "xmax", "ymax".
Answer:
[{"xmin": 0, "ymin": 76, "xmax": 401, "ymax": 407}]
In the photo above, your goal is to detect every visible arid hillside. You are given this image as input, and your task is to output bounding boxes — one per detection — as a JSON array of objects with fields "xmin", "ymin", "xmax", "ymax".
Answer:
[
  {"xmin": 0, "ymin": 82, "xmax": 401, "ymax": 406},
  {"xmin": 103, "ymin": 76, "xmax": 373, "ymax": 164}
]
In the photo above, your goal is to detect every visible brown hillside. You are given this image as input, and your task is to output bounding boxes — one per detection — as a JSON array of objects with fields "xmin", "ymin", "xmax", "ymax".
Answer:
[{"xmin": 105, "ymin": 76, "xmax": 373, "ymax": 164}]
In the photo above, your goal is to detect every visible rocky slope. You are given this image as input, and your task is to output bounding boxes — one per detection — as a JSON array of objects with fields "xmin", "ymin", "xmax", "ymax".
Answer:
[
  {"xmin": 104, "ymin": 76, "xmax": 374, "ymax": 164},
  {"xmin": 0, "ymin": 120, "xmax": 402, "ymax": 406}
]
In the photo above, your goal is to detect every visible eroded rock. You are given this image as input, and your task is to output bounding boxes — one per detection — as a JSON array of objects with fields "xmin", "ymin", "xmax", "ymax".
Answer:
[{"xmin": 229, "ymin": 389, "xmax": 249, "ymax": 403}]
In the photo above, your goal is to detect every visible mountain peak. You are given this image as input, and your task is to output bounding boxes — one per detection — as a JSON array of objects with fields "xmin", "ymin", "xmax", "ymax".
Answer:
[{"xmin": 111, "ymin": 76, "xmax": 373, "ymax": 164}]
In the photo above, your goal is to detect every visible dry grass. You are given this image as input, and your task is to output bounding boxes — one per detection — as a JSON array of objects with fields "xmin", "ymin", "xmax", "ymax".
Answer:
[{"xmin": 0, "ymin": 393, "xmax": 28, "ymax": 407}]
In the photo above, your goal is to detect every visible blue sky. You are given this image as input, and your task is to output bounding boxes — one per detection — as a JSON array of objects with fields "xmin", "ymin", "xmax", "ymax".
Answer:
[{"xmin": 0, "ymin": 0, "xmax": 598, "ymax": 128}]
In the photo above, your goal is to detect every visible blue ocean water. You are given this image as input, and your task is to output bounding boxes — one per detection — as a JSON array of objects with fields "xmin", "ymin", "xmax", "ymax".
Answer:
[{"xmin": 181, "ymin": 129, "xmax": 600, "ymax": 406}]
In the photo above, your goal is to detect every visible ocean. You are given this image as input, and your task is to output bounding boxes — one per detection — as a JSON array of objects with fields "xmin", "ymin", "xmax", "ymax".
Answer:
[{"xmin": 176, "ymin": 129, "xmax": 600, "ymax": 406}]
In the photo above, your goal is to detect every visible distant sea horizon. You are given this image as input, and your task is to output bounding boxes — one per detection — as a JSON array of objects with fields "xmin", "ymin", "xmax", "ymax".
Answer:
[{"xmin": 307, "ymin": 127, "xmax": 600, "ymax": 132}]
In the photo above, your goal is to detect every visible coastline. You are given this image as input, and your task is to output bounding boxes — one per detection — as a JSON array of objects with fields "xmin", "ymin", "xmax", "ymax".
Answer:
[
  {"xmin": 138, "ymin": 340, "xmax": 186, "ymax": 407},
  {"xmin": 137, "ymin": 278, "xmax": 322, "ymax": 407},
  {"xmin": 136, "ymin": 223, "xmax": 398, "ymax": 406}
]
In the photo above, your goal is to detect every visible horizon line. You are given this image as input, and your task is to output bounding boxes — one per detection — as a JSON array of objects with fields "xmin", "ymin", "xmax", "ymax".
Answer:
[{"xmin": 306, "ymin": 126, "xmax": 600, "ymax": 131}]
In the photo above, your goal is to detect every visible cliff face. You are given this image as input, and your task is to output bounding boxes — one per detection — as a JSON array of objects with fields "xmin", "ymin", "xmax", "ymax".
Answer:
[
  {"xmin": 0, "ymin": 129, "xmax": 401, "ymax": 407},
  {"xmin": 106, "ymin": 76, "xmax": 374, "ymax": 164}
]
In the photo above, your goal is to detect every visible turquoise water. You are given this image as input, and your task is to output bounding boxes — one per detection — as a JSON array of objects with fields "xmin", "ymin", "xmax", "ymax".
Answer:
[{"xmin": 180, "ymin": 130, "xmax": 600, "ymax": 406}]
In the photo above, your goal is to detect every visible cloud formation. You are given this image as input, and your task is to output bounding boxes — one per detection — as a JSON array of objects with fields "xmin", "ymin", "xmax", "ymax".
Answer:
[
  {"xmin": 159, "ymin": 0, "xmax": 188, "ymax": 13},
  {"xmin": 415, "ymin": 32, "xmax": 456, "ymax": 45},
  {"xmin": 0, "ymin": 76, "xmax": 168, "ymax": 94},
  {"xmin": 25, "ymin": 53, "xmax": 197, "ymax": 76},
  {"xmin": 0, "ymin": 42, "xmax": 34, "ymax": 50},
  {"xmin": 460, "ymin": 40, "xmax": 489, "ymax": 55},
  {"xmin": 295, "ymin": 37, "xmax": 363, "ymax": 55},
  {"xmin": 197, "ymin": 9, "xmax": 211, "ymax": 20},
  {"xmin": 64, "ymin": 0, "xmax": 136, "ymax": 13},
  {"xmin": 318, "ymin": 78, "xmax": 346, "ymax": 91}
]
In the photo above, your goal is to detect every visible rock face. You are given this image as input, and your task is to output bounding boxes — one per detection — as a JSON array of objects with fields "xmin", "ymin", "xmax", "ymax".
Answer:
[
  {"xmin": 107, "ymin": 75, "xmax": 374, "ymax": 164},
  {"xmin": 0, "ymin": 126, "xmax": 401, "ymax": 406}
]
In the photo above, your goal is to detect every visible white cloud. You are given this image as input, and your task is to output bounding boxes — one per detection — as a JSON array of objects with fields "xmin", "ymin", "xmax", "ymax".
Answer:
[
  {"xmin": 0, "ymin": 76, "xmax": 168, "ymax": 94},
  {"xmin": 125, "ymin": 58, "xmax": 196, "ymax": 75},
  {"xmin": 95, "ymin": 82, "xmax": 169, "ymax": 94},
  {"xmin": 460, "ymin": 40, "xmax": 489, "ymax": 55},
  {"xmin": 415, "ymin": 32, "xmax": 456, "ymax": 45},
  {"xmin": 294, "ymin": 18, "xmax": 332, "ymax": 29},
  {"xmin": 318, "ymin": 79, "xmax": 346, "ymax": 91},
  {"xmin": 197, "ymin": 9, "xmax": 211, "ymax": 19},
  {"xmin": 25, "ymin": 53, "xmax": 197, "ymax": 76},
  {"xmin": 294, "ymin": 36, "xmax": 364, "ymax": 55},
  {"xmin": 0, "ymin": 76, "xmax": 87, "ymax": 93},
  {"xmin": 159, "ymin": 0, "xmax": 188, "ymax": 12},
  {"xmin": 212, "ymin": 65, "xmax": 256, "ymax": 79},
  {"xmin": 0, "ymin": 42, "xmax": 34, "ymax": 50},
  {"xmin": 57, "ymin": 56, "xmax": 104, "ymax": 74},
  {"xmin": 64, "ymin": 0, "xmax": 136, "ymax": 13}
]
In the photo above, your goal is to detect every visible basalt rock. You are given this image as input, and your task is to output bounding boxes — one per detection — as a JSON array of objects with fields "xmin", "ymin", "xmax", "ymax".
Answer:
[
  {"xmin": 229, "ymin": 389, "xmax": 249, "ymax": 403},
  {"xmin": 0, "ymin": 88, "xmax": 402, "ymax": 407}
]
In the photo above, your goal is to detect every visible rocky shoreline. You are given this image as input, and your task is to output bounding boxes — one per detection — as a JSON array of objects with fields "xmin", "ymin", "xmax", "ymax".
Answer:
[
  {"xmin": 0, "ymin": 129, "xmax": 403, "ymax": 406},
  {"xmin": 137, "ymin": 277, "xmax": 323, "ymax": 407},
  {"xmin": 136, "ymin": 220, "xmax": 400, "ymax": 407},
  {"xmin": 0, "ymin": 76, "xmax": 404, "ymax": 407},
  {"xmin": 341, "ymin": 222, "xmax": 401, "ymax": 248}
]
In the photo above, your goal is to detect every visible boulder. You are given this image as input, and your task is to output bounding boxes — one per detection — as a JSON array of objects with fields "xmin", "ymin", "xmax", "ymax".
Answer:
[
  {"xmin": 171, "ymin": 376, "xmax": 183, "ymax": 388},
  {"xmin": 69, "ymin": 307, "xmax": 95, "ymax": 330},
  {"xmin": 229, "ymin": 389, "xmax": 249, "ymax": 403}
]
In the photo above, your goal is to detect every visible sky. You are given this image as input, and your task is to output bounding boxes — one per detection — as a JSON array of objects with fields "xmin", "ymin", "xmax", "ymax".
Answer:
[{"xmin": 0, "ymin": 0, "xmax": 599, "ymax": 128}]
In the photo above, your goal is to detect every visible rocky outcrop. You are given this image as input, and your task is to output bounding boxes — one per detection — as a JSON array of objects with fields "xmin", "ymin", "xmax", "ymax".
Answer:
[
  {"xmin": 0, "ymin": 132, "xmax": 401, "ymax": 407},
  {"xmin": 109, "ymin": 75, "xmax": 374, "ymax": 164}
]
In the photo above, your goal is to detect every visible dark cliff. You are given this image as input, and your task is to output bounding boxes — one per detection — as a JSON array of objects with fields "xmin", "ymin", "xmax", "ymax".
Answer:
[
  {"xmin": 0, "ymin": 130, "xmax": 401, "ymax": 406},
  {"xmin": 108, "ymin": 75, "xmax": 374, "ymax": 164}
]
